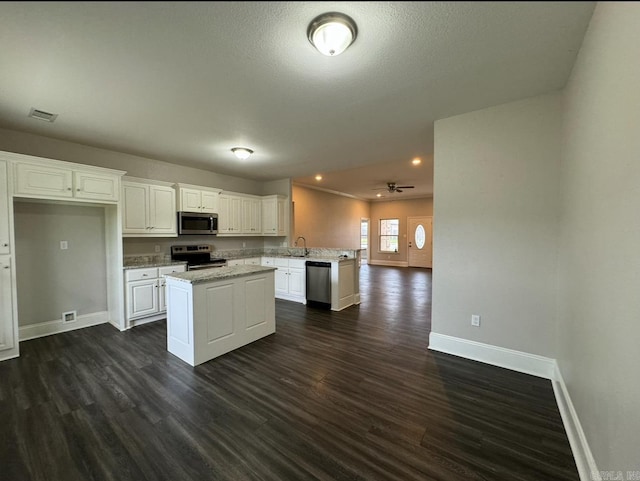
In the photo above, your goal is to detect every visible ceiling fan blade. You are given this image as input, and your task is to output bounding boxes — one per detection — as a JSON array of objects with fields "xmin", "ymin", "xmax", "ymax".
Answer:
[{"xmin": 396, "ymin": 185, "xmax": 415, "ymax": 189}]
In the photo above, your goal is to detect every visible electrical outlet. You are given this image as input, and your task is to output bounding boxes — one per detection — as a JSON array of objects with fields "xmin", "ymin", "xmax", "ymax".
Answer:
[
  {"xmin": 471, "ymin": 314, "xmax": 481, "ymax": 327},
  {"xmin": 242, "ymin": 242, "xmax": 246, "ymax": 248},
  {"xmin": 60, "ymin": 240, "xmax": 68, "ymax": 250},
  {"xmin": 154, "ymin": 245, "xmax": 161, "ymax": 253}
]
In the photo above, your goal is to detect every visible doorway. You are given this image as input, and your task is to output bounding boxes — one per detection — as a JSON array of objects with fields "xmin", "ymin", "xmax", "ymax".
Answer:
[{"xmin": 408, "ymin": 216, "xmax": 432, "ymax": 268}]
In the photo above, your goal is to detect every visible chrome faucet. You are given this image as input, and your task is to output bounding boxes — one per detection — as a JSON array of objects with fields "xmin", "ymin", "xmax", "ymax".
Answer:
[{"xmin": 294, "ymin": 236, "xmax": 309, "ymax": 256}]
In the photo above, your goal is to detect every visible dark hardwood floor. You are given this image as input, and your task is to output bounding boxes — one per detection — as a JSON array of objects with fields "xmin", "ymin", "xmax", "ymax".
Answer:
[{"xmin": 0, "ymin": 265, "xmax": 578, "ymax": 481}]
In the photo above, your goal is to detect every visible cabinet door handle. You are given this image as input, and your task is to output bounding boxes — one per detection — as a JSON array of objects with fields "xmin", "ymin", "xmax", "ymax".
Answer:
[
  {"xmin": 142, "ymin": 274, "xmax": 148, "ymax": 277},
  {"xmin": 2, "ymin": 243, "xmax": 8, "ymax": 247},
  {"xmin": 3, "ymin": 266, "xmax": 9, "ymax": 269},
  {"xmin": 77, "ymin": 188, "xmax": 81, "ymax": 192},
  {"xmin": 67, "ymin": 187, "xmax": 72, "ymax": 191}
]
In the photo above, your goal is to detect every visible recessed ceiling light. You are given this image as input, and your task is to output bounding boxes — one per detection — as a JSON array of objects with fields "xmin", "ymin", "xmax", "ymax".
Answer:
[
  {"xmin": 315, "ymin": 174, "xmax": 323, "ymax": 181},
  {"xmin": 376, "ymin": 193, "xmax": 382, "ymax": 198},
  {"xmin": 307, "ymin": 12, "xmax": 357, "ymax": 56},
  {"xmin": 231, "ymin": 147, "xmax": 254, "ymax": 160},
  {"xmin": 412, "ymin": 158, "xmax": 421, "ymax": 165}
]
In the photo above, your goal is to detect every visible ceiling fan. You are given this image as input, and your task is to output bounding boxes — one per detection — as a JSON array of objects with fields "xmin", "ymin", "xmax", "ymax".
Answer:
[{"xmin": 374, "ymin": 182, "xmax": 415, "ymax": 193}]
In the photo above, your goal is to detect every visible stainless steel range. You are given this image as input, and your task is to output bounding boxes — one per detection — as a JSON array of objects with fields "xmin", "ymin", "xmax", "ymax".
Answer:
[{"xmin": 170, "ymin": 245, "xmax": 227, "ymax": 271}]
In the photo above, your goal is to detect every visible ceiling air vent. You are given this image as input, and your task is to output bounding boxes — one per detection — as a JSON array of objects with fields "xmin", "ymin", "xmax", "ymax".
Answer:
[{"xmin": 28, "ymin": 107, "xmax": 58, "ymax": 122}]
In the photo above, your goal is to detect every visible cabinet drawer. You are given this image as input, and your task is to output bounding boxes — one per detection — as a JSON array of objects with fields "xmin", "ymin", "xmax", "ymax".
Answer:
[
  {"xmin": 288, "ymin": 259, "xmax": 306, "ymax": 269},
  {"xmin": 275, "ymin": 258, "xmax": 289, "ymax": 267},
  {"xmin": 125, "ymin": 267, "xmax": 158, "ymax": 282},
  {"xmin": 227, "ymin": 259, "xmax": 245, "ymax": 267},
  {"xmin": 245, "ymin": 257, "xmax": 261, "ymax": 265},
  {"xmin": 159, "ymin": 265, "xmax": 186, "ymax": 276}
]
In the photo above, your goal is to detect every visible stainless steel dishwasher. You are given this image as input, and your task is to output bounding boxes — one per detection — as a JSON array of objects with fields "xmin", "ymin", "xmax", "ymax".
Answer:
[{"xmin": 305, "ymin": 261, "xmax": 331, "ymax": 308}]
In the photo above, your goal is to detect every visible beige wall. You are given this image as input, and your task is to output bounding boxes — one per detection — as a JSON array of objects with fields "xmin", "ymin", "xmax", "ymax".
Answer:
[
  {"xmin": 0, "ymin": 127, "xmax": 267, "ymax": 195},
  {"xmin": 369, "ymin": 198, "xmax": 433, "ymax": 264},
  {"xmin": 558, "ymin": 3, "xmax": 640, "ymax": 473},
  {"xmin": 0, "ymin": 126, "xmax": 291, "ymax": 198},
  {"xmin": 432, "ymin": 93, "xmax": 562, "ymax": 358},
  {"xmin": 292, "ymin": 185, "xmax": 369, "ymax": 249},
  {"xmin": 14, "ymin": 202, "xmax": 107, "ymax": 325}
]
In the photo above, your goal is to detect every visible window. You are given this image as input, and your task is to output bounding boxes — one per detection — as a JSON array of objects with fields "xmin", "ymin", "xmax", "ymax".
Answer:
[
  {"xmin": 360, "ymin": 219, "xmax": 368, "ymax": 249},
  {"xmin": 379, "ymin": 218, "xmax": 399, "ymax": 252}
]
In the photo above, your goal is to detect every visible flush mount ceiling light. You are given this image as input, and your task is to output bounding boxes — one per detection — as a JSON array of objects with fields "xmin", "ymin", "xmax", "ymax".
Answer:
[
  {"xmin": 307, "ymin": 12, "xmax": 357, "ymax": 56},
  {"xmin": 231, "ymin": 147, "xmax": 253, "ymax": 160},
  {"xmin": 315, "ymin": 174, "xmax": 323, "ymax": 181}
]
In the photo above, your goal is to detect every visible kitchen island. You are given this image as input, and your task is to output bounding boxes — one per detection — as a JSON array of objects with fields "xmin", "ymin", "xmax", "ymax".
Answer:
[{"xmin": 165, "ymin": 265, "xmax": 276, "ymax": 366}]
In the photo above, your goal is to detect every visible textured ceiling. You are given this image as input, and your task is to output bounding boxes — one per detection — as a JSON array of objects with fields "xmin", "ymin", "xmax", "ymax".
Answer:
[{"xmin": 0, "ymin": 2, "xmax": 595, "ymax": 200}]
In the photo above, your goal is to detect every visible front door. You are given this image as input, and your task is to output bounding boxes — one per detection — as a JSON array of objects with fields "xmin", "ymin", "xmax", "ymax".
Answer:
[{"xmin": 408, "ymin": 216, "xmax": 432, "ymax": 268}]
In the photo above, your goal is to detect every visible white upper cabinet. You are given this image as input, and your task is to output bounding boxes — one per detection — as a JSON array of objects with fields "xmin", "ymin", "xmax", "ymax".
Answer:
[
  {"xmin": 122, "ymin": 178, "xmax": 177, "ymax": 237},
  {"xmin": 176, "ymin": 184, "xmax": 221, "ymax": 213},
  {"xmin": 262, "ymin": 195, "xmax": 287, "ymax": 236},
  {"xmin": 0, "ymin": 161, "xmax": 9, "ymax": 254},
  {"xmin": 241, "ymin": 196, "xmax": 261, "ymax": 234},
  {"xmin": 13, "ymin": 159, "xmax": 122, "ymax": 203},
  {"xmin": 218, "ymin": 193, "xmax": 243, "ymax": 234},
  {"xmin": 201, "ymin": 190, "xmax": 219, "ymax": 213},
  {"xmin": 73, "ymin": 170, "xmax": 120, "ymax": 201}
]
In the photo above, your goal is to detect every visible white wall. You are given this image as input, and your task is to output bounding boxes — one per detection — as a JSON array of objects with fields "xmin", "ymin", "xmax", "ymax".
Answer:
[
  {"xmin": 432, "ymin": 93, "xmax": 561, "ymax": 358},
  {"xmin": 558, "ymin": 2, "xmax": 640, "ymax": 473}
]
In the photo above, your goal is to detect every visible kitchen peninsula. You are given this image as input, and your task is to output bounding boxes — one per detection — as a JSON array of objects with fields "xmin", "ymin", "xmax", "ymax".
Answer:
[{"xmin": 165, "ymin": 264, "xmax": 276, "ymax": 366}]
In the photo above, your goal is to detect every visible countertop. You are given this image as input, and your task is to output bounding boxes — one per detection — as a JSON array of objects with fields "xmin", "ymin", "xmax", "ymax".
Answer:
[
  {"xmin": 123, "ymin": 260, "xmax": 187, "ymax": 270},
  {"xmin": 165, "ymin": 265, "xmax": 277, "ymax": 285},
  {"xmin": 261, "ymin": 255, "xmax": 355, "ymax": 263}
]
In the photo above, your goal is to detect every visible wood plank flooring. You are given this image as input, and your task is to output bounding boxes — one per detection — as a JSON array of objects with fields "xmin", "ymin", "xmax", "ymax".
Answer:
[{"xmin": 0, "ymin": 265, "xmax": 578, "ymax": 481}]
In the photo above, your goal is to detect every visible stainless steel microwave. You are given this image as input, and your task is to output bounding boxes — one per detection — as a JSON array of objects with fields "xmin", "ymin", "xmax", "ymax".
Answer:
[{"xmin": 177, "ymin": 212, "xmax": 218, "ymax": 235}]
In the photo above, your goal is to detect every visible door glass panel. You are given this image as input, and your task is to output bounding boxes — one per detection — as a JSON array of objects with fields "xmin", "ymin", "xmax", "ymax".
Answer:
[{"xmin": 415, "ymin": 224, "xmax": 426, "ymax": 249}]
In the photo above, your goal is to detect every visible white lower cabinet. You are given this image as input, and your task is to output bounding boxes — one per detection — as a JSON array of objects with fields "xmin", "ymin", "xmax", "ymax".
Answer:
[
  {"xmin": 228, "ymin": 257, "xmax": 261, "ymax": 267},
  {"xmin": 264, "ymin": 257, "xmax": 305, "ymax": 303},
  {"xmin": 124, "ymin": 265, "xmax": 186, "ymax": 326},
  {"xmin": 0, "ymin": 256, "xmax": 16, "ymax": 353}
]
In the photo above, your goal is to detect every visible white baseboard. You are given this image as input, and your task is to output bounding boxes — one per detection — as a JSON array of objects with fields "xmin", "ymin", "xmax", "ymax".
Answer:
[
  {"xmin": 428, "ymin": 332, "xmax": 556, "ymax": 379},
  {"xmin": 19, "ymin": 311, "xmax": 109, "ymax": 341},
  {"xmin": 368, "ymin": 260, "xmax": 409, "ymax": 267},
  {"xmin": 552, "ymin": 363, "xmax": 600, "ymax": 481}
]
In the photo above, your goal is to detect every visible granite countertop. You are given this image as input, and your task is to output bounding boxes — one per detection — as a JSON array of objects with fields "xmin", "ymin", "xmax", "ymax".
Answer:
[
  {"xmin": 165, "ymin": 265, "xmax": 277, "ymax": 285},
  {"xmin": 123, "ymin": 260, "xmax": 187, "ymax": 270},
  {"xmin": 272, "ymin": 255, "xmax": 354, "ymax": 263}
]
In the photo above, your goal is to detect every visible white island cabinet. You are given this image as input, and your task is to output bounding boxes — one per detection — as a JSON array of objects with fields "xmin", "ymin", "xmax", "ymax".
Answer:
[{"xmin": 165, "ymin": 265, "xmax": 276, "ymax": 366}]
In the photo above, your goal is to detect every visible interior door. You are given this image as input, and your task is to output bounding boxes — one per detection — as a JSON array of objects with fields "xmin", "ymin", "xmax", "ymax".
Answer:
[{"xmin": 408, "ymin": 216, "xmax": 432, "ymax": 268}]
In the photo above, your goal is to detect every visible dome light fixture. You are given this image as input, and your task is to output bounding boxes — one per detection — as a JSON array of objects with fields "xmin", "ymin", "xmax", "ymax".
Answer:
[
  {"xmin": 307, "ymin": 12, "xmax": 357, "ymax": 56},
  {"xmin": 231, "ymin": 147, "xmax": 253, "ymax": 160}
]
